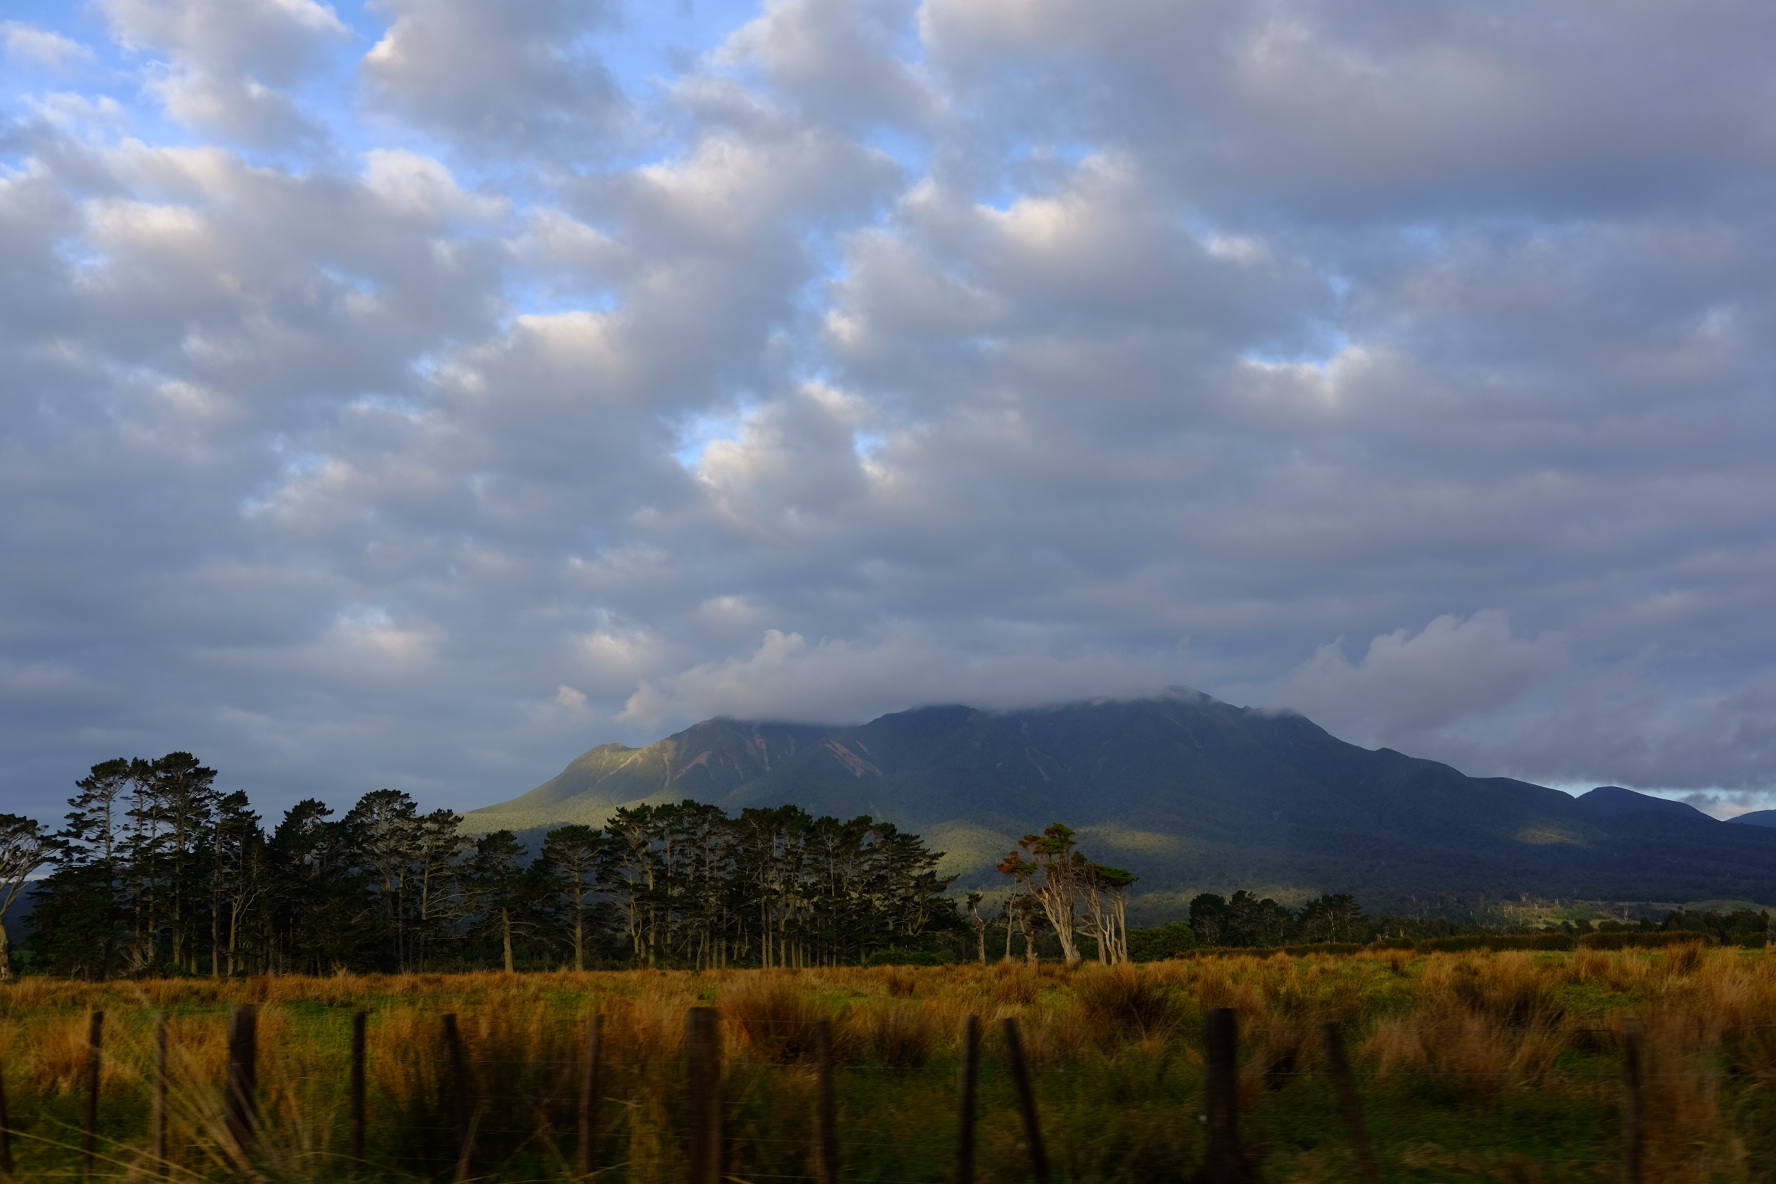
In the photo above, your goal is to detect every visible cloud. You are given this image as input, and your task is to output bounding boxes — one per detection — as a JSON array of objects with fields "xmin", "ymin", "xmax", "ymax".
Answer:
[
  {"xmin": 361, "ymin": 0, "xmax": 624, "ymax": 155},
  {"xmin": 5, "ymin": 0, "xmax": 1776, "ymax": 823},
  {"xmin": 102, "ymin": 0, "xmax": 351, "ymax": 144},
  {"xmin": 4, "ymin": 23, "xmax": 97, "ymax": 68},
  {"xmin": 623, "ymin": 626, "xmax": 1196, "ymax": 727},
  {"xmin": 1255, "ymin": 611, "xmax": 1568, "ymax": 747}
]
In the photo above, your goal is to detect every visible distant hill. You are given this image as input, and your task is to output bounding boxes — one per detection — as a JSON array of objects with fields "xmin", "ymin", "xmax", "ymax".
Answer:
[
  {"xmin": 468, "ymin": 692, "xmax": 1776, "ymax": 917},
  {"xmin": 1730, "ymin": 809, "xmax": 1776, "ymax": 828}
]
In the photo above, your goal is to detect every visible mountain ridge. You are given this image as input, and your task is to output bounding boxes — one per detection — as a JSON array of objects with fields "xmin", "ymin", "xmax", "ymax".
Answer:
[{"xmin": 468, "ymin": 691, "xmax": 1776, "ymax": 917}]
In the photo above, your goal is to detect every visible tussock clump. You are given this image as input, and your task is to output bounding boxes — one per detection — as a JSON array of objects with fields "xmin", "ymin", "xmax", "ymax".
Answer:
[
  {"xmin": 880, "ymin": 968, "xmax": 918, "ymax": 998},
  {"xmin": 1071, "ymin": 966, "xmax": 1183, "ymax": 1041},
  {"xmin": 991, "ymin": 968, "xmax": 1038, "ymax": 1006},
  {"xmin": 724, "ymin": 975, "xmax": 829, "ymax": 1063},
  {"xmin": 870, "ymin": 1001, "xmax": 936, "ymax": 1068},
  {"xmin": 1422, "ymin": 952, "xmax": 1563, "ymax": 1026}
]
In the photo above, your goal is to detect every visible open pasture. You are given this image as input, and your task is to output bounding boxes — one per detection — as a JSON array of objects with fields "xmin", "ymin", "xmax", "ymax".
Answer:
[{"xmin": 0, "ymin": 946, "xmax": 1772, "ymax": 1182}]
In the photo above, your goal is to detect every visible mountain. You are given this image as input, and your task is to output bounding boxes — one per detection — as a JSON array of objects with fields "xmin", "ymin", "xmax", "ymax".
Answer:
[
  {"xmin": 467, "ymin": 692, "xmax": 1776, "ymax": 917},
  {"xmin": 1730, "ymin": 810, "xmax": 1776, "ymax": 828}
]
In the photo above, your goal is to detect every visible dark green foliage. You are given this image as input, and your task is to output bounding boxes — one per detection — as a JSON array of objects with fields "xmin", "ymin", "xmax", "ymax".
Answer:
[
  {"xmin": 1415, "ymin": 934, "xmax": 1576, "ymax": 953},
  {"xmin": 1579, "ymin": 930, "xmax": 1720, "ymax": 950},
  {"xmin": 595, "ymin": 800, "xmax": 959, "ymax": 968},
  {"xmin": 23, "ymin": 756, "xmax": 961, "ymax": 976},
  {"xmin": 1126, "ymin": 921, "xmax": 1198, "ymax": 961}
]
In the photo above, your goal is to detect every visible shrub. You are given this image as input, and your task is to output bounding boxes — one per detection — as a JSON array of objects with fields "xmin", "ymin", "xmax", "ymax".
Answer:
[
  {"xmin": 1579, "ymin": 931, "xmax": 1719, "ymax": 950},
  {"xmin": 1127, "ymin": 921, "xmax": 1197, "ymax": 961}
]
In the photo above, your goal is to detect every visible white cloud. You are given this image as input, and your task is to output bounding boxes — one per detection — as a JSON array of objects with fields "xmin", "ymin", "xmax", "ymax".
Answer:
[
  {"xmin": 4, "ymin": 23, "xmax": 96, "ymax": 68},
  {"xmin": 102, "ymin": 0, "xmax": 350, "ymax": 144}
]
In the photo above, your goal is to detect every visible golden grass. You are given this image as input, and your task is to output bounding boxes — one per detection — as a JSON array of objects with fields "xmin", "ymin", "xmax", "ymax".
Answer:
[{"xmin": 0, "ymin": 948, "xmax": 1773, "ymax": 1180}]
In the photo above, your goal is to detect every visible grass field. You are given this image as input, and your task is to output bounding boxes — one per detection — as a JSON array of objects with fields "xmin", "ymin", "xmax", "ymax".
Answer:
[{"xmin": 1, "ymin": 946, "xmax": 1772, "ymax": 1182}]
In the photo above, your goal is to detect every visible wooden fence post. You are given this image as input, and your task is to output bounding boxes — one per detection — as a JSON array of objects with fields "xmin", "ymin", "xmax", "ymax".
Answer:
[
  {"xmin": 350, "ymin": 1010, "xmax": 367, "ymax": 1168},
  {"xmin": 442, "ymin": 1014, "xmax": 474, "ymax": 1183},
  {"xmin": 1001, "ymin": 1018, "xmax": 1050, "ymax": 1184},
  {"xmin": 82, "ymin": 1010, "xmax": 103, "ymax": 1178},
  {"xmin": 577, "ymin": 1013, "xmax": 604, "ymax": 1180},
  {"xmin": 225, "ymin": 1004, "xmax": 259, "ymax": 1164},
  {"xmin": 152, "ymin": 1012, "xmax": 169, "ymax": 1174},
  {"xmin": 0, "ymin": 1042, "xmax": 14, "ymax": 1181},
  {"xmin": 1623, "ymin": 1018, "xmax": 1645, "ymax": 1184},
  {"xmin": 686, "ymin": 1007, "xmax": 723, "ymax": 1184},
  {"xmin": 954, "ymin": 1016, "xmax": 980, "ymax": 1184},
  {"xmin": 815, "ymin": 1018, "xmax": 840, "ymax": 1184},
  {"xmin": 1320, "ymin": 1022, "xmax": 1379, "ymax": 1184},
  {"xmin": 1204, "ymin": 1007, "xmax": 1248, "ymax": 1184}
]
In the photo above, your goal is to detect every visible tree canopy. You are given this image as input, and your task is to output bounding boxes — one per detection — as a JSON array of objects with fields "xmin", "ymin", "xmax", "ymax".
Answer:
[{"xmin": 22, "ymin": 755, "xmax": 960, "ymax": 977}]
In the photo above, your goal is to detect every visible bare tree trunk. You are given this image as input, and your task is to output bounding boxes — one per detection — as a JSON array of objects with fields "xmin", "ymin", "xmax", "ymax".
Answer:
[{"xmin": 501, "ymin": 907, "xmax": 515, "ymax": 973}]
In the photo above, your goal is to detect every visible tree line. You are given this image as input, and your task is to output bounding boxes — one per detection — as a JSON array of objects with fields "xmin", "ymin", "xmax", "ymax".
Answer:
[
  {"xmin": 0, "ymin": 754, "xmax": 1453, "ymax": 980},
  {"xmin": 1, "ymin": 754, "xmax": 961, "ymax": 978}
]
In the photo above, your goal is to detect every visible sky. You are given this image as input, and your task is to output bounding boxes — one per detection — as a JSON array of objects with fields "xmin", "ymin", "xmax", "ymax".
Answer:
[{"xmin": 4, "ymin": 0, "xmax": 1776, "ymax": 824}]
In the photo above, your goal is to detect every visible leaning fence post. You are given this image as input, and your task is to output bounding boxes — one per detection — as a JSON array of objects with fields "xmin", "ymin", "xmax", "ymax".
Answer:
[
  {"xmin": 1001, "ymin": 1018, "xmax": 1050, "ymax": 1184},
  {"xmin": 0, "ymin": 1041, "xmax": 14, "ymax": 1181},
  {"xmin": 1623, "ymin": 1018, "xmax": 1645, "ymax": 1184},
  {"xmin": 225, "ymin": 1004, "xmax": 259, "ymax": 1164},
  {"xmin": 955, "ymin": 1015, "xmax": 981, "ymax": 1184},
  {"xmin": 442, "ymin": 1014, "xmax": 474, "ymax": 1183},
  {"xmin": 1320, "ymin": 1021, "xmax": 1379, "ymax": 1184},
  {"xmin": 152, "ymin": 1012, "xmax": 169, "ymax": 1174},
  {"xmin": 686, "ymin": 1007, "xmax": 723, "ymax": 1184},
  {"xmin": 83, "ymin": 1010, "xmax": 103, "ymax": 1178},
  {"xmin": 577, "ymin": 1013, "xmax": 604, "ymax": 1180},
  {"xmin": 350, "ymin": 1010, "xmax": 368, "ymax": 1168},
  {"xmin": 1204, "ymin": 1007, "xmax": 1248, "ymax": 1184}
]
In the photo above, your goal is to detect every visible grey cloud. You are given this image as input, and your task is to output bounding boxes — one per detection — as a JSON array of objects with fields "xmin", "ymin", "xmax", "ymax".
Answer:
[
  {"xmin": 921, "ymin": 0, "xmax": 1776, "ymax": 219},
  {"xmin": 1249, "ymin": 611, "xmax": 1569, "ymax": 748},
  {"xmin": 102, "ymin": 0, "xmax": 350, "ymax": 145},
  {"xmin": 715, "ymin": 0, "xmax": 931, "ymax": 132},
  {"xmin": 6, "ymin": 0, "xmax": 1776, "ymax": 823},
  {"xmin": 362, "ymin": 0, "xmax": 624, "ymax": 155}
]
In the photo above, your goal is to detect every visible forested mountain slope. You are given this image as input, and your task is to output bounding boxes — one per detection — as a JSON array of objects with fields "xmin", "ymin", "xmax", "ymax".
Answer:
[{"xmin": 469, "ymin": 692, "xmax": 1776, "ymax": 915}]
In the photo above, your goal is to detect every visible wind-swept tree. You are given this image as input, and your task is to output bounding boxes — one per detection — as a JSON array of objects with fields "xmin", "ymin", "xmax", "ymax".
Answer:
[
  {"xmin": 965, "ymin": 892, "xmax": 988, "ymax": 963},
  {"xmin": 1080, "ymin": 864, "xmax": 1138, "ymax": 964},
  {"xmin": 0, "ymin": 815, "xmax": 51, "ymax": 979},
  {"xmin": 998, "ymin": 823, "xmax": 1086, "ymax": 966}
]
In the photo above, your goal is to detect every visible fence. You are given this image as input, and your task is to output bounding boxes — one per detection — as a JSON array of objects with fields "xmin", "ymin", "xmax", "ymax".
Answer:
[{"xmin": 0, "ymin": 1003, "xmax": 1666, "ymax": 1183}]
